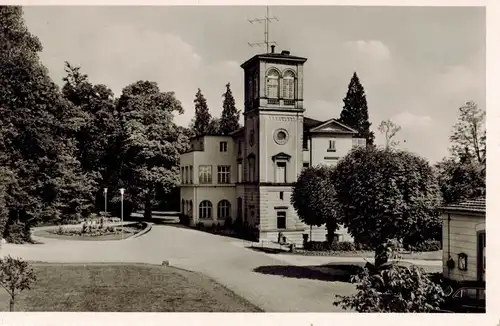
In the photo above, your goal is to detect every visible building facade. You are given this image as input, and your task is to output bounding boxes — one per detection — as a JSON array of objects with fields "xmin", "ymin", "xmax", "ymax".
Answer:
[
  {"xmin": 179, "ymin": 48, "xmax": 366, "ymax": 245},
  {"xmin": 441, "ymin": 197, "xmax": 486, "ymax": 282}
]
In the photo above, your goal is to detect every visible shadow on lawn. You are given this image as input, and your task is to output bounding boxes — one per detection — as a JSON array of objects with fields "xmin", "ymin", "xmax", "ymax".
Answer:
[{"xmin": 253, "ymin": 263, "xmax": 364, "ymax": 283}]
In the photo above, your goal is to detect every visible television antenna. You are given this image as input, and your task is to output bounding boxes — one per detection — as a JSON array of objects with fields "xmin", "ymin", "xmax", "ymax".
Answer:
[{"xmin": 248, "ymin": 6, "xmax": 279, "ymax": 53}]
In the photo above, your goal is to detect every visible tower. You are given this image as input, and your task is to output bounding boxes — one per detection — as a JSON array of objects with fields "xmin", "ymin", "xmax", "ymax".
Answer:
[{"xmin": 240, "ymin": 47, "xmax": 308, "ymax": 242}]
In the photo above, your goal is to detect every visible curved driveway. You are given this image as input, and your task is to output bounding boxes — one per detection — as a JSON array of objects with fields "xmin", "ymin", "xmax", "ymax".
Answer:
[{"xmin": 0, "ymin": 224, "xmax": 440, "ymax": 312}]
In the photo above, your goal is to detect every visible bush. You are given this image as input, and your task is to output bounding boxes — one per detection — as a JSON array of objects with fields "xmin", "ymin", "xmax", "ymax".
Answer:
[
  {"xmin": 179, "ymin": 214, "xmax": 189, "ymax": 226},
  {"xmin": 334, "ymin": 264, "xmax": 446, "ymax": 312},
  {"xmin": 4, "ymin": 221, "xmax": 31, "ymax": 244},
  {"xmin": 406, "ymin": 239, "xmax": 442, "ymax": 252},
  {"xmin": 304, "ymin": 241, "xmax": 359, "ymax": 252}
]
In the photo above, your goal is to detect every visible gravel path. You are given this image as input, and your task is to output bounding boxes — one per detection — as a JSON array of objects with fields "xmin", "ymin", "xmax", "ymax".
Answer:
[{"xmin": 0, "ymin": 224, "xmax": 442, "ymax": 312}]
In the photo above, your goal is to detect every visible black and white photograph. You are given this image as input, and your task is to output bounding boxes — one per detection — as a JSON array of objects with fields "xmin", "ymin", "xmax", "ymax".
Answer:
[{"xmin": 0, "ymin": 2, "xmax": 490, "ymax": 320}]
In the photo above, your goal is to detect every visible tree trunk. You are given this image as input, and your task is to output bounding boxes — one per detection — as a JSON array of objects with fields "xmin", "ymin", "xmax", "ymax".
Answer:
[
  {"xmin": 9, "ymin": 297, "xmax": 14, "ymax": 312},
  {"xmin": 144, "ymin": 197, "xmax": 152, "ymax": 221},
  {"xmin": 309, "ymin": 225, "xmax": 312, "ymax": 241}
]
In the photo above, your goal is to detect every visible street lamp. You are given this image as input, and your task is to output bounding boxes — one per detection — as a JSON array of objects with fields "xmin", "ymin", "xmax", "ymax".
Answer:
[
  {"xmin": 119, "ymin": 188, "xmax": 125, "ymax": 240},
  {"xmin": 103, "ymin": 188, "xmax": 108, "ymax": 215}
]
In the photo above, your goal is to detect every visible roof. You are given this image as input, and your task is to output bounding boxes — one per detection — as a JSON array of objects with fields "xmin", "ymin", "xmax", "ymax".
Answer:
[
  {"xmin": 241, "ymin": 51, "xmax": 308, "ymax": 69},
  {"xmin": 440, "ymin": 196, "xmax": 486, "ymax": 214},
  {"xmin": 307, "ymin": 117, "xmax": 357, "ymax": 134},
  {"xmin": 303, "ymin": 117, "xmax": 323, "ymax": 131}
]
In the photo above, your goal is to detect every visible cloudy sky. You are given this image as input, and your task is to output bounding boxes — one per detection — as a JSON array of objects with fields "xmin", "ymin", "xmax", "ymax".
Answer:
[{"xmin": 23, "ymin": 6, "xmax": 485, "ymax": 163}]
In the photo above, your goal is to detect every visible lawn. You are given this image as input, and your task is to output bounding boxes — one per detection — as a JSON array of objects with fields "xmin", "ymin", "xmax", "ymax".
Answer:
[{"xmin": 0, "ymin": 263, "xmax": 263, "ymax": 312}]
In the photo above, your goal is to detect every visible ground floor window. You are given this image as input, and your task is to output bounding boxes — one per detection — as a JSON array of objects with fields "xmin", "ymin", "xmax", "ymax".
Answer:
[
  {"xmin": 199, "ymin": 200, "xmax": 213, "ymax": 219},
  {"xmin": 277, "ymin": 211, "xmax": 286, "ymax": 229},
  {"xmin": 217, "ymin": 200, "xmax": 231, "ymax": 219}
]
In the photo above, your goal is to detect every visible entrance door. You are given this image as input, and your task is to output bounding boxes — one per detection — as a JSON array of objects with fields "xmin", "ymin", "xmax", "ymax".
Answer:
[{"xmin": 477, "ymin": 231, "xmax": 485, "ymax": 281}]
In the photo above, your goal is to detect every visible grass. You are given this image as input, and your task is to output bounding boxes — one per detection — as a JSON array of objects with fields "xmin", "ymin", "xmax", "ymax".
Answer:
[{"xmin": 0, "ymin": 263, "xmax": 263, "ymax": 312}]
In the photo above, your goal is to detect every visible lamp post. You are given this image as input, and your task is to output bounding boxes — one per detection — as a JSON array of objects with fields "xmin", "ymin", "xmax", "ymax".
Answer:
[
  {"xmin": 103, "ymin": 188, "xmax": 108, "ymax": 215},
  {"xmin": 119, "ymin": 188, "xmax": 125, "ymax": 240}
]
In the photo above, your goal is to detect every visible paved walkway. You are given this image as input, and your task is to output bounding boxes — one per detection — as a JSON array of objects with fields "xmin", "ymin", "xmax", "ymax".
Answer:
[{"xmin": 0, "ymin": 224, "xmax": 442, "ymax": 312}]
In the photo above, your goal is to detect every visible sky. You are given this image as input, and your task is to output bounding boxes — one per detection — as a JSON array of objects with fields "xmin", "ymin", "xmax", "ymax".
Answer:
[{"xmin": 22, "ymin": 6, "xmax": 485, "ymax": 164}]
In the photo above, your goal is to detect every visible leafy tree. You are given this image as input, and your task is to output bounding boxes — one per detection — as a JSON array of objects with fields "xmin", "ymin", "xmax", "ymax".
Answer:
[
  {"xmin": 331, "ymin": 147, "xmax": 442, "ymax": 248},
  {"xmin": 450, "ymin": 101, "xmax": 485, "ymax": 164},
  {"xmin": 0, "ymin": 256, "xmax": 36, "ymax": 311},
  {"xmin": 339, "ymin": 72, "xmax": 375, "ymax": 145},
  {"xmin": 0, "ymin": 7, "xmax": 92, "ymax": 239},
  {"xmin": 291, "ymin": 165, "xmax": 339, "ymax": 240},
  {"xmin": 207, "ymin": 117, "xmax": 222, "ymax": 135},
  {"xmin": 334, "ymin": 263, "xmax": 445, "ymax": 312},
  {"xmin": 219, "ymin": 82, "xmax": 241, "ymax": 135},
  {"xmin": 116, "ymin": 81, "xmax": 189, "ymax": 220},
  {"xmin": 191, "ymin": 88, "xmax": 212, "ymax": 137},
  {"xmin": 378, "ymin": 119, "xmax": 401, "ymax": 149},
  {"xmin": 435, "ymin": 158, "xmax": 485, "ymax": 205}
]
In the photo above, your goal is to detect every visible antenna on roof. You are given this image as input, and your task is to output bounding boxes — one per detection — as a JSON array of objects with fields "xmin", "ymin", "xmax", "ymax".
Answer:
[{"xmin": 247, "ymin": 6, "xmax": 279, "ymax": 53}]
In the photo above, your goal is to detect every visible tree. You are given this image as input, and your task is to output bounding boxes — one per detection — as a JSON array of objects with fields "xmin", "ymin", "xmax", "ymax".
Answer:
[
  {"xmin": 291, "ymin": 165, "xmax": 339, "ymax": 240},
  {"xmin": 219, "ymin": 82, "xmax": 241, "ymax": 135},
  {"xmin": 334, "ymin": 263, "xmax": 445, "ymax": 312},
  {"xmin": 450, "ymin": 101, "xmax": 485, "ymax": 164},
  {"xmin": 0, "ymin": 256, "xmax": 36, "ymax": 311},
  {"xmin": 191, "ymin": 88, "xmax": 212, "ymax": 137},
  {"xmin": 435, "ymin": 158, "xmax": 485, "ymax": 205},
  {"xmin": 339, "ymin": 72, "xmax": 375, "ymax": 145},
  {"xmin": 117, "ymin": 81, "xmax": 189, "ymax": 220},
  {"xmin": 378, "ymin": 119, "xmax": 401, "ymax": 149},
  {"xmin": 0, "ymin": 7, "xmax": 92, "ymax": 240},
  {"xmin": 331, "ymin": 147, "xmax": 442, "ymax": 248}
]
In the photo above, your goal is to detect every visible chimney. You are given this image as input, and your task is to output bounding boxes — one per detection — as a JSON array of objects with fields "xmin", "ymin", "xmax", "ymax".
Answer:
[
  {"xmin": 270, "ymin": 45, "xmax": 275, "ymax": 53},
  {"xmin": 281, "ymin": 50, "xmax": 290, "ymax": 56}
]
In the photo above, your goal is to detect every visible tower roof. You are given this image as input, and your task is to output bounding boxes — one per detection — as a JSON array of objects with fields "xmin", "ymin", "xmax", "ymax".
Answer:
[{"xmin": 240, "ymin": 50, "xmax": 307, "ymax": 69}]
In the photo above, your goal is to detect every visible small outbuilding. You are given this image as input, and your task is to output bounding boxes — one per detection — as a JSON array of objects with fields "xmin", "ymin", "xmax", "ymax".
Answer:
[{"xmin": 441, "ymin": 196, "xmax": 485, "ymax": 282}]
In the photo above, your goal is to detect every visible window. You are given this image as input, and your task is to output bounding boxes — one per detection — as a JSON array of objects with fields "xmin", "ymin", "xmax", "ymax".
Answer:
[
  {"xmin": 237, "ymin": 163, "xmax": 243, "ymax": 183},
  {"xmin": 279, "ymin": 192, "xmax": 284, "ymax": 200},
  {"xmin": 199, "ymin": 165, "xmax": 212, "ymax": 184},
  {"xmin": 199, "ymin": 200, "xmax": 213, "ymax": 219},
  {"xmin": 302, "ymin": 136, "xmax": 309, "ymax": 150},
  {"xmin": 275, "ymin": 162, "xmax": 286, "ymax": 183},
  {"xmin": 282, "ymin": 70, "xmax": 296, "ymax": 99},
  {"xmin": 217, "ymin": 200, "xmax": 231, "ymax": 219},
  {"xmin": 189, "ymin": 166, "xmax": 193, "ymax": 184},
  {"xmin": 253, "ymin": 72, "xmax": 259, "ymax": 100},
  {"xmin": 248, "ymin": 156, "xmax": 255, "ymax": 182},
  {"xmin": 453, "ymin": 288, "xmax": 485, "ymax": 300},
  {"xmin": 217, "ymin": 165, "xmax": 231, "ymax": 184},
  {"xmin": 189, "ymin": 200, "xmax": 193, "ymax": 217},
  {"xmin": 353, "ymin": 138, "xmax": 367, "ymax": 148},
  {"xmin": 220, "ymin": 141, "xmax": 228, "ymax": 152},
  {"xmin": 277, "ymin": 211, "xmax": 286, "ymax": 229},
  {"xmin": 328, "ymin": 139, "xmax": 336, "ymax": 152},
  {"xmin": 303, "ymin": 162, "xmax": 310, "ymax": 169},
  {"xmin": 266, "ymin": 69, "xmax": 279, "ymax": 99}
]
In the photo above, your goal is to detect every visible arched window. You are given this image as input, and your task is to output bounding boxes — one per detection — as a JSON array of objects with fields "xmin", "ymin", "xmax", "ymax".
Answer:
[
  {"xmin": 282, "ymin": 70, "xmax": 296, "ymax": 99},
  {"xmin": 199, "ymin": 200, "xmax": 213, "ymax": 219},
  {"xmin": 217, "ymin": 200, "xmax": 231, "ymax": 219},
  {"xmin": 266, "ymin": 69, "xmax": 280, "ymax": 99}
]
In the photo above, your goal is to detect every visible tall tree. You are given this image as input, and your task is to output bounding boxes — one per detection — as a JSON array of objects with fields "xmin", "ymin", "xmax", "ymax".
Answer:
[
  {"xmin": 378, "ymin": 119, "xmax": 401, "ymax": 149},
  {"xmin": 191, "ymin": 88, "xmax": 212, "ymax": 137},
  {"xmin": 0, "ymin": 6, "xmax": 93, "ymax": 240},
  {"xmin": 450, "ymin": 101, "xmax": 485, "ymax": 164},
  {"xmin": 339, "ymin": 72, "xmax": 375, "ymax": 145},
  {"xmin": 117, "ymin": 81, "xmax": 189, "ymax": 220},
  {"xmin": 220, "ymin": 82, "xmax": 241, "ymax": 135}
]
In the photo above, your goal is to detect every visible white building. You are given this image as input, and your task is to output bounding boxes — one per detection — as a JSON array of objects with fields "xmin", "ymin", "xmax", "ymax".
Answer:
[{"xmin": 179, "ymin": 48, "xmax": 365, "ymax": 245}]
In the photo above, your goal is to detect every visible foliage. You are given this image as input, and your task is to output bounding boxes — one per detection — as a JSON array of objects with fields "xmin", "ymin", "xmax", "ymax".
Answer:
[
  {"xmin": 219, "ymin": 83, "xmax": 241, "ymax": 135},
  {"xmin": 331, "ymin": 147, "xmax": 442, "ymax": 248},
  {"xmin": 191, "ymin": 88, "xmax": 212, "ymax": 137},
  {"xmin": 378, "ymin": 119, "xmax": 401, "ymax": 149},
  {"xmin": 405, "ymin": 239, "xmax": 442, "ymax": 252},
  {"xmin": 333, "ymin": 264, "xmax": 445, "ymax": 312},
  {"xmin": 116, "ymin": 80, "xmax": 189, "ymax": 220},
  {"xmin": 291, "ymin": 165, "xmax": 339, "ymax": 239},
  {"xmin": 0, "ymin": 256, "xmax": 36, "ymax": 311},
  {"xmin": 304, "ymin": 241, "xmax": 357, "ymax": 252},
  {"xmin": 339, "ymin": 72, "xmax": 375, "ymax": 145},
  {"xmin": 449, "ymin": 101, "xmax": 485, "ymax": 164}
]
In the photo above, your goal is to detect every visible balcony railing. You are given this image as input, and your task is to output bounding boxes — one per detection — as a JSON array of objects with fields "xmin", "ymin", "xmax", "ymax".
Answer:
[{"xmin": 267, "ymin": 98, "xmax": 279, "ymax": 105}]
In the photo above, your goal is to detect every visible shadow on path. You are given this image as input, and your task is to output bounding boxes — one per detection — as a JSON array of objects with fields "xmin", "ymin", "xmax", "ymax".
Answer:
[{"xmin": 253, "ymin": 264, "xmax": 364, "ymax": 283}]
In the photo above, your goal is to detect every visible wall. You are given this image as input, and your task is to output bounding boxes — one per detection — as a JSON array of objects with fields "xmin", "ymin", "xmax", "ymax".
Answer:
[
  {"xmin": 191, "ymin": 187, "xmax": 237, "ymax": 226},
  {"xmin": 309, "ymin": 133, "xmax": 354, "ymax": 166},
  {"xmin": 442, "ymin": 212, "xmax": 485, "ymax": 282}
]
